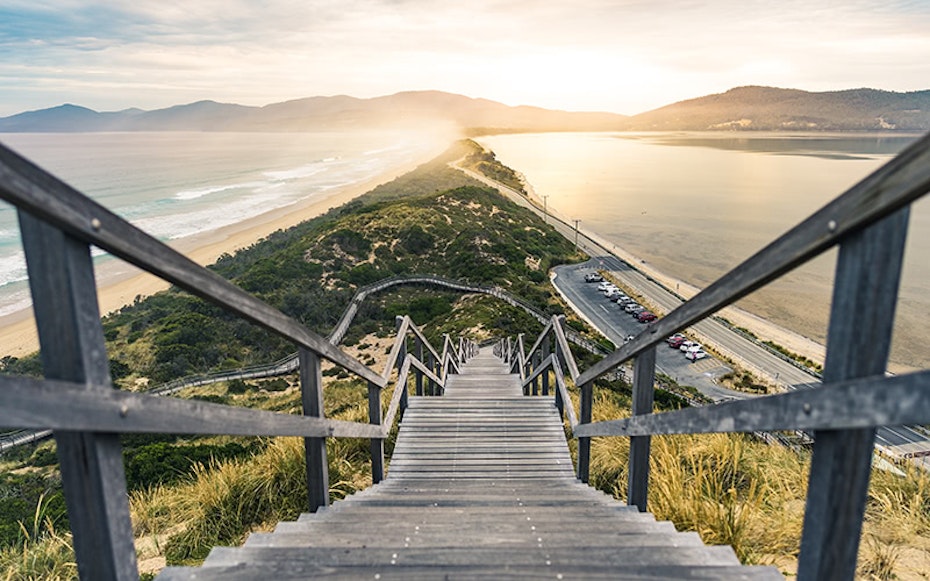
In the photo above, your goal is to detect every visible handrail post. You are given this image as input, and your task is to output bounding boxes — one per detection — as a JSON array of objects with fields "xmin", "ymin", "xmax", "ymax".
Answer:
[
  {"xmin": 577, "ymin": 380, "xmax": 594, "ymax": 482},
  {"xmin": 395, "ymin": 317, "xmax": 409, "ymax": 418},
  {"xmin": 628, "ymin": 346, "xmax": 656, "ymax": 512},
  {"xmin": 426, "ymin": 350, "xmax": 436, "ymax": 396},
  {"xmin": 414, "ymin": 336, "xmax": 424, "ymax": 396},
  {"xmin": 368, "ymin": 380, "xmax": 385, "ymax": 483},
  {"xmin": 541, "ymin": 334, "xmax": 551, "ymax": 396},
  {"xmin": 797, "ymin": 207, "xmax": 910, "ymax": 580},
  {"xmin": 300, "ymin": 348, "xmax": 329, "ymax": 512},
  {"xmin": 19, "ymin": 212, "xmax": 138, "ymax": 580},
  {"xmin": 395, "ymin": 316, "xmax": 407, "ymax": 374},
  {"xmin": 531, "ymin": 351, "xmax": 540, "ymax": 395}
]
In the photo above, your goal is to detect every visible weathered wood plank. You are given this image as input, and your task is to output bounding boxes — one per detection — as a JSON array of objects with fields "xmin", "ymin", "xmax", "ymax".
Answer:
[
  {"xmin": 300, "ymin": 349, "xmax": 329, "ymax": 512},
  {"xmin": 19, "ymin": 213, "xmax": 139, "ymax": 581},
  {"xmin": 369, "ymin": 381, "xmax": 385, "ymax": 483},
  {"xmin": 577, "ymin": 380, "xmax": 593, "ymax": 482},
  {"xmin": 798, "ymin": 207, "xmax": 910, "ymax": 581},
  {"xmin": 552, "ymin": 317, "xmax": 580, "ymax": 382},
  {"xmin": 381, "ymin": 316, "xmax": 409, "ymax": 380},
  {"xmin": 381, "ymin": 358, "xmax": 412, "ymax": 434},
  {"xmin": 160, "ymin": 564, "xmax": 781, "ymax": 580},
  {"xmin": 178, "ymin": 545, "xmax": 743, "ymax": 568},
  {"xmin": 573, "ymin": 369, "xmax": 930, "ymax": 438},
  {"xmin": 0, "ymin": 374, "xmax": 383, "ymax": 438},
  {"xmin": 244, "ymin": 529, "xmax": 700, "ymax": 548},
  {"xmin": 629, "ymin": 347, "xmax": 656, "ymax": 512}
]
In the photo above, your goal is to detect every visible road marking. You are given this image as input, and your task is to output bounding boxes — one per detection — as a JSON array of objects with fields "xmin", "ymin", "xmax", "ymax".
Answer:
[{"xmin": 599, "ymin": 305, "xmax": 609, "ymax": 313}]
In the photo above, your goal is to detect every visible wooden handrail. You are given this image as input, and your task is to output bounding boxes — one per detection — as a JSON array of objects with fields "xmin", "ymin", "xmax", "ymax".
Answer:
[
  {"xmin": 574, "ymin": 369, "xmax": 930, "ymax": 438},
  {"xmin": 0, "ymin": 374, "xmax": 382, "ymax": 439},
  {"xmin": 0, "ymin": 142, "xmax": 383, "ymax": 387},
  {"xmin": 0, "ymin": 140, "xmax": 478, "ymax": 578}
]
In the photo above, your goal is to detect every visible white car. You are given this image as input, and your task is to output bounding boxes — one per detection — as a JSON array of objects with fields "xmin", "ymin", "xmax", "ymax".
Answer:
[
  {"xmin": 679, "ymin": 340, "xmax": 699, "ymax": 352},
  {"xmin": 597, "ymin": 282, "xmax": 612, "ymax": 292},
  {"xmin": 685, "ymin": 350, "xmax": 708, "ymax": 361}
]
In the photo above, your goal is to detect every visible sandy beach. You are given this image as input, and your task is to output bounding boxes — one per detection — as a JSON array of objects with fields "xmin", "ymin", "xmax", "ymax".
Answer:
[{"xmin": 0, "ymin": 145, "xmax": 446, "ymax": 358}]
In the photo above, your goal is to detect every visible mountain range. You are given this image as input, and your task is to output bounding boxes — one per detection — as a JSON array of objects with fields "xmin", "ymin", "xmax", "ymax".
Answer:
[{"xmin": 1, "ymin": 86, "xmax": 928, "ymax": 133}]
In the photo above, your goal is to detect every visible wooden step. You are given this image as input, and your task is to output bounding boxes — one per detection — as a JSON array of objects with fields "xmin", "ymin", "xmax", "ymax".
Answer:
[{"xmin": 156, "ymin": 348, "xmax": 780, "ymax": 580}]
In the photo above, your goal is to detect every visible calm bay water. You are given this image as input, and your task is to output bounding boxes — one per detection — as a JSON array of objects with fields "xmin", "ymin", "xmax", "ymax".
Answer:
[
  {"xmin": 0, "ymin": 130, "xmax": 443, "ymax": 318},
  {"xmin": 477, "ymin": 132, "xmax": 929, "ymax": 369}
]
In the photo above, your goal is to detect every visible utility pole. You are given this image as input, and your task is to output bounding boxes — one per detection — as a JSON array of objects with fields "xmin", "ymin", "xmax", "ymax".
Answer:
[
  {"xmin": 542, "ymin": 194, "xmax": 549, "ymax": 224},
  {"xmin": 573, "ymin": 219, "xmax": 581, "ymax": 249}
]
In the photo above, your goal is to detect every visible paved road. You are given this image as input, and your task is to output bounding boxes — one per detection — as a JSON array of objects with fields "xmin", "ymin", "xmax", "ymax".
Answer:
[
  {"xmin": 551, "ymin": 262, "xmax": 749, "ymax": 403},
  {"xmin": 458, "ymin": 161, "xmax": 930, "ymax": 461}
]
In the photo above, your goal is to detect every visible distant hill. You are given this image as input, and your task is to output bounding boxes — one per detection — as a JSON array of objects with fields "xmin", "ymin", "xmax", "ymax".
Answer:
[
  {"xmin": 624, "ymin": 86, "xmax": 930, "ymax": 131},
  {"xmin": 0, "ymin": 91, "xmax": 629, "ymax": 133},
  {"xmin": 3, "ymin": 87, "xmax": 928, "ymax": 133}
]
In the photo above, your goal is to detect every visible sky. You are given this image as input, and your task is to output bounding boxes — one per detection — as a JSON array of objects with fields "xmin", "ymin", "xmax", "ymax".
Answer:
[{"xmin": 1, "ymin": 0, "xmax": 929, "ymax": 118}]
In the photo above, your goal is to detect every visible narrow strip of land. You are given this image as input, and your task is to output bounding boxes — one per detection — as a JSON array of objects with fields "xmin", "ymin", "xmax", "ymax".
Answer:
[{"xmin": 455, "ymin": 160, "xmax": 930, "ymax": 462}]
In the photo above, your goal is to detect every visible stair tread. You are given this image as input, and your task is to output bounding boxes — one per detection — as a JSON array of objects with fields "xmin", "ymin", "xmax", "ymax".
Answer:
[{"xmin": 155, "ymin": 348, "xmax": 777, "ymax": 581}]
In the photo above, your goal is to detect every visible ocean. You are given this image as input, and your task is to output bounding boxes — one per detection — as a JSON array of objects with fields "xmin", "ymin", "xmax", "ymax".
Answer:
[
  {"xmin": 0, "ymin": 130, "xmax": 445, "ymax": 319},
  {"xmin": 476, "ymin": 132, "xmax": 929, "ymax": 369}
]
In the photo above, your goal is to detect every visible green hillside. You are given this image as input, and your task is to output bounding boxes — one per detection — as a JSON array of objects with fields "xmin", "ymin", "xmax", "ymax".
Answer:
[{"xmin": 97, "ymin": 142, "xmax": 577, "ymax": 386}]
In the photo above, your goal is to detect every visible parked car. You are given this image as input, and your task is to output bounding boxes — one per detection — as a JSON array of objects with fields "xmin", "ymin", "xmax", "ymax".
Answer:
[
  {"xmin": 683, "ymin": 343, "xmax": 704, "ymax": 354},
  {"xmin": 584, "ymin": 273, "xmax": 604, "ymax": 283},
  {"xmin": 638, "ymin": 311, "xmax": 657, "ymax": 323},
  {"xmin": 604, "ymin": 289, "xmax": 621, "ymax": 299},
  {"xmin": 624, "ymin": 303, "xmax": 640, "ymax": 313},
  {"xmin": 667, "ymin": 336, "xmax": 686, "ymax": 349},
  {"xmin": 666, "ymin": 333, "xmax": 685, "ymax": 344},
  {"xmin": 679, "ymin": 340, "xmax": 698, "ymax": 352},
  {"xmin": 597, "ymin": 282, "xmax": 612, "ymax": 292},
  {"xmin": 685, "ymin": 350, "xmax": 708, "ymax": 361}
]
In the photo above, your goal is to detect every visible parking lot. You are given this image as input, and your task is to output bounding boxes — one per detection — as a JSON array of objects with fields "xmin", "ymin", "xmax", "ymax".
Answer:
[{"xmin": 553, "ymin": 261, "xmax": 754, "ymax": 402}]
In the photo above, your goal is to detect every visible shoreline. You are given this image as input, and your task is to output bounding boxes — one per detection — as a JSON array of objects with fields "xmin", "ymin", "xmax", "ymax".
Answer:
[
  {"xmin": 460, "ymin": 157, "xmax": 836, "ymax": 374},
  {"xmin": 0, "ymin": 144, "xmax": 447, "ymax": 358}
]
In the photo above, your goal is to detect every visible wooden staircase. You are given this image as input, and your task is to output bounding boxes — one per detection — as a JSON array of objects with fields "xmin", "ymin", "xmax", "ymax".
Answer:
[{"xmin": 157, "ymin": 349, "xmax": 780, "ymax": 580}]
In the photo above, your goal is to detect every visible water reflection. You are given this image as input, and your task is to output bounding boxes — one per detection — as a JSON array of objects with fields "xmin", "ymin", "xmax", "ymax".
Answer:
[
  {"xmin": 623, "ymin": 132, "xmax": 918, "ymax": 160},
  {"xmin": 477, "ymin": 131, "xmax": 927, "ymax": 370}
]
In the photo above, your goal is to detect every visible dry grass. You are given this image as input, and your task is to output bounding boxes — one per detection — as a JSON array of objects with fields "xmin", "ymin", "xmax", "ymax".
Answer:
[
  {"xmin": 7, "ymin": 380, "xmax": 930, "ymax": 578},
  {"xmin": 572, "ymin": 391, "xmax": 930, "ymax": 577},
  {"xmin": 0, "ymin": 495, "xmax": 77, "ymax": 580}
]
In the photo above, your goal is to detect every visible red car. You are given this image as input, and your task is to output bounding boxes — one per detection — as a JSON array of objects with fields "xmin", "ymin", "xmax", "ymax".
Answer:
[
  {"xmin": 637, "ymin": 311, "xmax": 657, "ymax": 323},
  {"xmin": 668, "ymin": 336, "xmax": 686, "ymax": 348}
]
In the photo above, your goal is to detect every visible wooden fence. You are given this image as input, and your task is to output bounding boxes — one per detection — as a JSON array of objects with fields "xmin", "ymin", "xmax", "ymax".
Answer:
[
  {"xmin": 0, "ymin": 142, "xmax": 476, "ymax": 580},
  {"xmin": 503, "ymin": 132, "xmax": 930, "ymax": 580}
]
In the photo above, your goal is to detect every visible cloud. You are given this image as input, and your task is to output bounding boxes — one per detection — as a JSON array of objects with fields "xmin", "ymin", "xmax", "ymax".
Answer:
[{"xmin": 0, "ymin": 0, "xmax": 928, "ymax": 116}]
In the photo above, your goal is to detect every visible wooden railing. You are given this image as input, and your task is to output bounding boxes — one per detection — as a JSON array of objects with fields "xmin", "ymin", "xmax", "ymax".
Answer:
[
  {"xmin": 496, "ymin": 315, "xmax": 581, "ymax": 431},
  {"xmin": 0, "ymin": 142, "xmax": 475, "ymax": 580},
  {"xmin": 505, "ymin": 132, "xmax": 930, "ymax": 580}
]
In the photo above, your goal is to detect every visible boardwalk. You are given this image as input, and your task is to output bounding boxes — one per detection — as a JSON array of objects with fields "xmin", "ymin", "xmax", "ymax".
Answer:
[{"xmin": 158, "ymin": 349, "xmax": 779, "ymax": 580}]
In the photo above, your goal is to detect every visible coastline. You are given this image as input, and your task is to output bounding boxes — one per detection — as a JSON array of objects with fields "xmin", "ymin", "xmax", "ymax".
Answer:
[
  {"xmin": 0, "ymin": 144, "xmax": 447, "ymax": 358},
  {"xmin": 460, "ymin": 158, "xmax": 836, "ymax": 374}
]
